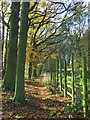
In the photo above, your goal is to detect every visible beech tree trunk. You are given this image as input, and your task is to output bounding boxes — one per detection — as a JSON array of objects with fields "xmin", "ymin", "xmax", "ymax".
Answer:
[
  {"xmin": 28, "ymin": 61, "xmax": 32, "ymax": 80},
  {"xmin": 88, "ymin": 2, "xmax": 90, "ymax": 92},
  {"xmin": 3, "ymin": 22, "xmax": 9, "ymax": 78},
  {"xmin": 88, "ymin": 3, "xmax": 90, "ymax": 118},
  {"xmin": 50, "ymin": 57, "xmax": 52, "ymax": 84},
  {"xmin": 59, "ymin": 57, "xmax": 62, "ymax": 91},
  {"xmin": 33, "ymin": 48, "xmax": 37, "ymax": 77},
  {"xmin": 82, "ymin": 57, "xmax": 88, "ymax": 117},
  {"xmin": 56, "ymin": 58, "xmax": 59, "ymax": 88},
  {"xmin": 71, "ymin": 53, "xmax": 75, "ymax": 103},
  {"xmin": 2, "ymin": 2, "xmax": 5, "ymax": 78},
  {"xmin": 64, "ymin": 60, "xmax": 67, "ymax": 97},
  {"xmin": 14, "ymin": 2, "xmax": 30, "ymax": 104},
  {"xmin": 3, "ymin": 2, "xmax": 20, "ymax": 91}
]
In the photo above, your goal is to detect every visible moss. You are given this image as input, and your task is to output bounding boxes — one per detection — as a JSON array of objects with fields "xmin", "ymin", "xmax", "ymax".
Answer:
[
  {"xmin": 14, "ymin": 2, "xmax": 30, "ymax": 104},
  {"xmin": 3, "ymin": 2, "xmax": 20, "ymax": 91}
]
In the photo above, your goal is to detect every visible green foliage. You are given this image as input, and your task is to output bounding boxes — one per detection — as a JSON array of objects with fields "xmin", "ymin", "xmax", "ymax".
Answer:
[
  {"xmin": 64, "ymin": 95, "xmax": 83, "ymax": 115},
  {"xmin": 50, "ymin": 110, "xmax": 57, "ymax": 117}
]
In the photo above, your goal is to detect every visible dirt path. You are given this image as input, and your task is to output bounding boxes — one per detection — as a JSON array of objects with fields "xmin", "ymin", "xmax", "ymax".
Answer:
[
  {"xmin": 24, "ymin": 77, "xmax": 72, "ymax": 118},
  {"xmin": 2, "ymin": 77, "xmax": 86, "ymax": 119}
]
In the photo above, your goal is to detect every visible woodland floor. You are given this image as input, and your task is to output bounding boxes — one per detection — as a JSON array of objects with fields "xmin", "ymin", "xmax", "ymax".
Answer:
[{"xmin": 1, "ymin": 76, "xmax": 89, "ymax": 119}]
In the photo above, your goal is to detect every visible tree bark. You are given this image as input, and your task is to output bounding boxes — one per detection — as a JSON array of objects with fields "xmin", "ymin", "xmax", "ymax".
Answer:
[
  {"xmin": 88, "ymin": 3, "xmax": 90, "ymax": 118},
  {"xmin": 50, "ymin": 57, "xmax": 52, "ymax": 84},
  {"xmin": 56, "ymin": 58, "xmax": 59, "ymax": 88},
  {"xmin": 28, "ymin": 61, "xmax": 32, "ymax": 80},
  {"xmin": 59, "ymin": 57, "xmax": 62, "ymax": 91},
  {"xmin": 71, "ymin": 53, "xmax": 75, "ymax": 103},
  {"xmin": 2, "ymin": 2, "xmax": 5, "ymax": 78},
  {"xmin": 3, "ymin": 2, "xmax": 20, "ymax": 91},
  {"xmin": 82, "ymin": 57, "xmax": 88, "ymax": 117},
  {"xmin": 2, "ymin": 24, "xmax": 9, "ymax": 78},
  {"xmin": 88, "ymin": 2, "xmax": 90, "ymax": 91},
  {"xmin": 64, "ymin": 60, "xmax": 67, "ymax": 97},
  {"xmin": 32, "ymin": 47, "xmax": 37, "ymax": 77},
  {"xmin": 33, "ymin": 64, "xmax": 37, "ymax": 77},
  {"xmin": 14, "ymin": 2, "xmax": 30, "ymax": 104}
]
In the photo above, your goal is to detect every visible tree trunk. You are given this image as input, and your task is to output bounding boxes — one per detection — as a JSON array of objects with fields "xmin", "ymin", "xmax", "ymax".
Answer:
[
  {"xmin": 3, "ymin": 2, "xmax": 20, "ymax": 91},
  {"xmin": 56, "ymin": 58, "xmax": 59, "ymax": 88},
  {"xmin": 64, "ymin": 60, "xmax": 67, "ymax": 97},
  {"xmin": 2, "ymin": 23, "xmax": 9, "ymax": 78},
  {"xmin": 32, "ymin": 48, "xmax": 37, "ymax": 77},
  {"xmin": 71, "ymin": 53, "xmax": 75, "ymax": 103},
  {"xmin": 2, "ymin": 3, "xmax": 5, "ymax": 78},
  {"xmin": 82, "ymin": 57, "xmax": 88, "ymax": 117},
  {"xmin": 0, "ymin": 14, "xmax": 1, "ymax": 78},
  {"xmin": 88, "ymin": 2, "xmax": 90, "ymax": 92},
  {"xmin": 38, "ymin": 65, "xmax": 43, "ymax": 76},
  {"xmin": 59, "ymin": 57, "xmax": 62, "ymax": 91},
  {"xmin": 53, "ymin": 60, "xmax": 56, "ymax": 88},
  {"xmin": 28, "ymin": 54, "xmax": 33, "ymax": 79},
  {"xmin": 88, "ymin": 3, "xmax": 90, "ymax": 117},
  {"xmin": 50, "ymin": 57, "xmax": 52, "ymax": 84},
  {"xmin": 33, "ymin": 66, "xmax": 37, "ymax": 77},
  {"xmin": 28, "ymin": 61, "xmax": 32, "ymax": 80},
  {"xmin": 14, "ymin": 2, "xmax": 30, "ymax": 104}
]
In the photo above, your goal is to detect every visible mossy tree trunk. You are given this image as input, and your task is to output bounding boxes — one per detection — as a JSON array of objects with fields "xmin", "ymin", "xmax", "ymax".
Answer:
[
  {"xmin": 54, "ymin": 60, "xmax": 57, "ymax": 88},
  {"xmin": 50, "ymin": 57, "xmax": 52, "ymax": 84},
  {"xmin": 59, "ymin": 57, "xmax": 62, "ymax": 91},
  {"xmin": 52, "ymin": 59, "xmax": 56, "ymax": 88},
  {"xmin": 3, "ymin": 2, "xmax": 20, "ymax": 91},
  {"xmin": 82, "ymin": 57, "xmax": 88, "ymax": 117},
  {"xmin": 71, "ymin": 53, "xmax": 75, "ymax": 103},
  {"xmin": 88, "ymin": 3, "xmax": 90, "ymax": 94},
  {"xmin": 56, "ymin": 58, "xmax": 59, "ymax": 88},
  {"xmin": 14, "ymin": 2, "xmax": 30, "ymax": 104},
  {"xmin": 64, "ymin": 60, "xmax": 67, "ymax": 97},
  {"xmin": 28, "ymin": 61, "xmax": 32, "ymax": 80},
  {"xmin": 32, "ymin": 47, "xmax": 37, "ymax": 77},
  {"xmin": 0, "ymin": 14, "xmax": 1, "ymax": 78},
  {"xmin": 2, "ymin": 3, "xmax": 4, "ymax": 75},
  {"xmin": 33, "ymin": 64, "xmax": 37, "ymax": 77},
  {"xmin": 88, "ymin": 4, "xmax": 90, "ymax": 117},
  {"xmin": 3, "ymin": 25, "xmax": 9, "ymax": 78},
  {"xmin": 38, "ymin": 65, "xmax": 43, "ymax": 76},
  {"xmin": 28, "ymin": 53, "xmax": 33, "ymax": 80}
]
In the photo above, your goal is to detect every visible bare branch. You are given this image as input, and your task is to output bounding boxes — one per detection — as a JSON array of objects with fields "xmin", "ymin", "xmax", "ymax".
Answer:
[{"xmin": 29, "ymin": 1, "xmax": 38, "ymax": 12}]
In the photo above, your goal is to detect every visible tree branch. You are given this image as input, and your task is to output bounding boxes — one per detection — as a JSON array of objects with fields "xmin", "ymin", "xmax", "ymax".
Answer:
[{"xmin": 29, "ymin": 1, "xmax": 37, "ymax": 12}]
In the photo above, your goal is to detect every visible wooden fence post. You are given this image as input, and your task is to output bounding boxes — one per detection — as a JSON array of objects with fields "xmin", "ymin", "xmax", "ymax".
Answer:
[
  {"xmin": 82, "ymin": 56, "xmax": 88, "ymax": 117},
  {"xmin": 64, "ymin": 60, "xmax": 67, "ymax": 97},
  {"xmin": 72, "ymin": 53, "xmax": 75, "ymax": 103}
]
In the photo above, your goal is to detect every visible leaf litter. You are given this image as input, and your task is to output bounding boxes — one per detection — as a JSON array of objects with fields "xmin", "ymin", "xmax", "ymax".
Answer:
[{"xmin": 2, "ymin": 77, "xmax": 86, "ymax": 119}]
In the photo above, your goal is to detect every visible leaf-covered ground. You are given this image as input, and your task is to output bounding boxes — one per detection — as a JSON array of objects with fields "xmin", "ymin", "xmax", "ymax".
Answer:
[{"xmin": 2, "ymin": 76, "xmax": 88, "ymax": 119}]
